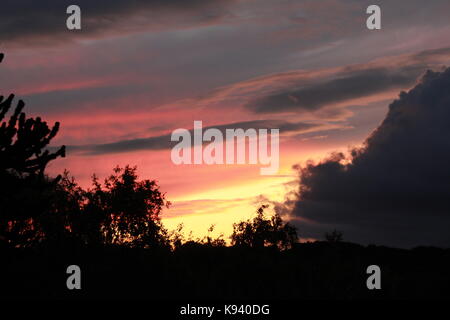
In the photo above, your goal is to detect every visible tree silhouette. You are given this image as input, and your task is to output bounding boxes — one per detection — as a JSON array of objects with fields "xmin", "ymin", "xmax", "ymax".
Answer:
[
  {"xmin": 231, "ymin": 204, "xmax": 298, "ymax": 249},
  {"xmin": 0, "ymin": 53, "xmax": 66, "ymax": 246},
  {"xmin": 324, "ymin": 229, "xmax": 343, "ymax": 243},
  {"xmin": 1, "ymin": 51, "xmax": 297, "ymax": 253},
  {"xmin": 77, "ymin": 166, "xmax": 171, "ymax": 247},
  {"xmin": 0, "ymin": 54, "xmax": 65, "ymax": 176}
]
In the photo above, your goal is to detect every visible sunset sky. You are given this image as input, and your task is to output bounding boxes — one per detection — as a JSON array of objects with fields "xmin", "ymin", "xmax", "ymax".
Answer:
[{"xmin": 2, "ymin": 0, "xmax": 450, "ymax": 242}]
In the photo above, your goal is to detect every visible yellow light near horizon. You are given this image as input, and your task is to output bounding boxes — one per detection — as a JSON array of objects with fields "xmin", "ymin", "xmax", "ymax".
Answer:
[
  {"xmin": 162, "ymin": 174, "xmax": 295, "ymax": 240},
  {"xmin": 161, "ymin": 143, "xmax": 347, "ymax": 241},
  {"xmin": 163, "ymin": 203, "xmax": 256, "ymax": 243}
]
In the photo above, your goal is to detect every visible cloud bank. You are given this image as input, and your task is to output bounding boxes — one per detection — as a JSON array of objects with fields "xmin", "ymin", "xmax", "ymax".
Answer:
[{"xmin": 291, "ymin": 67, "xmax": 450, "ymax": 248}]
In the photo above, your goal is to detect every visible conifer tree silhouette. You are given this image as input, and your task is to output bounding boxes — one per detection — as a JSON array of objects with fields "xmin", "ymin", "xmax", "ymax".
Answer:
[
  {"xmin": 0, "ymin": 53, "xmax": 65, "ymax": 176},
  {"xmin": 0, "ymin": 53, "xmax": 67, "ymax": 246}
]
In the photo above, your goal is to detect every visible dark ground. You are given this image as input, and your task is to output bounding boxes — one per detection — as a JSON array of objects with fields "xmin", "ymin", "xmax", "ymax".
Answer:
[{"xmin": 1, "ymin": 241, "xmax": 449, "ymax": 300}]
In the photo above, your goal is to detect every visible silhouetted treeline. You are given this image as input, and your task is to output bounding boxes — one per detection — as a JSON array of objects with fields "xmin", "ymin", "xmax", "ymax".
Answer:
[{"xmin": 0, "ymin": 52, "xmax": 297, "ymax": 251}]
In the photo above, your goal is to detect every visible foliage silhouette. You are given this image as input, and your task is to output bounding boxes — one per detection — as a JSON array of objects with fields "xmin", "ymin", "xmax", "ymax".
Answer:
[
  {"xmin": 169, "ymin": 223, "xmax": 226, "ymax": 250},
  {"xmin": 0, "ymin": 87, "xmax": 65, "ymax": 175},
  {"xmin": 77, "ymin": 165, "xmax": 171, "ymax": 247},
  {"xmin": 0, "ymin": 53, "xmax": 66, "ymax": 246},
  {"xmin": 231, "ymin": 204, "xmax": 298, "ymax": 249},
  {"xmin": 325, "ymin": 229, "xmax": 344, "ymax": 243},
  {"xmin": 1, "ymin": 53, "xmax": 171, "ymax": 249}
]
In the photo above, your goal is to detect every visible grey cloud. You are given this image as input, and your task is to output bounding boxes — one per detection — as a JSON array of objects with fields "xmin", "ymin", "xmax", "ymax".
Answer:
[
  {"xmin": 0, "ymin": 0, "xmax": 234, "ymax": 46},
  {"xmin": 23, "ymin": 83, "xmax": 147, "ymax": 114},
  {"xmin": 246, "ymin": 65, "xmax": 426, "ymax": 114},
  {"xmin": 290, "ymin": 67, "xmax": 450, "ymax": 248},
  {"xmin": 67, "ymin": 119, "xmax": 318, "ymax": 155}
]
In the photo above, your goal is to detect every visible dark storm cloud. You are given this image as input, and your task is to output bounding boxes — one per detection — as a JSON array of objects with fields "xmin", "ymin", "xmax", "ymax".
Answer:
[
  {"xmin": 68, "ymin": 119, "xmax": 319, "ymax": 155},
  {"xmin": 290, "ymin": 67, "xmax": 450, "ymax": 248},
  {"xmin": 0, "ymin": 0, "xmax": 234, "ymax": 46},
  {"xmin": 245, "ymin": 65, "xmax": 425, "ymax": 114}
]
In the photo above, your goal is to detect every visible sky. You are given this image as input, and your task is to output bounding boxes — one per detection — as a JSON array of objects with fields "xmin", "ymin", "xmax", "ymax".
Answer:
[{"xmin": 1, "ymin": 0, "xmax": 450, "ymax": 246}]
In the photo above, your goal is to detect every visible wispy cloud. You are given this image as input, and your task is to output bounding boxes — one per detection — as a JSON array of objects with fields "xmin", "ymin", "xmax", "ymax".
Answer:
[
  {"xmin": 189, "ymin": 47, "xmax": 450, "ymax": 119},
  {"xmin": 0, "ymin": 0, "xmax": 236, "ymax": 47},
  {"xmin": 66, "ymin": 119, "xmax": 323, "ymax": 155}
]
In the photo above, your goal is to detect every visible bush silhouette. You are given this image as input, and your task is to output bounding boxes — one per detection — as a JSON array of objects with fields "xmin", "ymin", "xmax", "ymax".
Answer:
[
  {"xmin": 231, "ymin": 204, "xmax": 298, "ymax": 249},
  {"xmin": 325, "ymin": 229, "xmax": 344, "ymax": 243}
]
